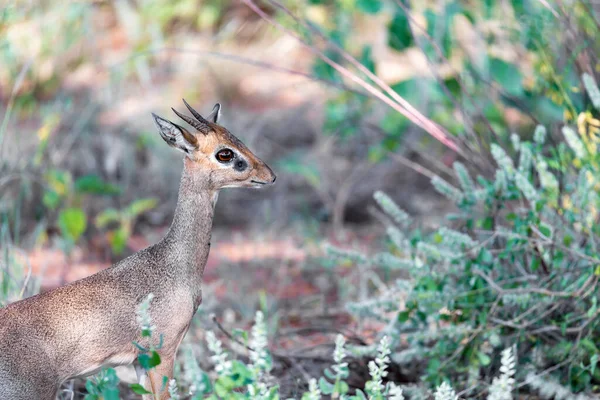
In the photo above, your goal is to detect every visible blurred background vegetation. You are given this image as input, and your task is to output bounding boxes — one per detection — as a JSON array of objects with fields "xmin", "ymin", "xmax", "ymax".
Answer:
[{"xmin": 2, "ymin": 0, "xmax": 600, "ymax": 398}]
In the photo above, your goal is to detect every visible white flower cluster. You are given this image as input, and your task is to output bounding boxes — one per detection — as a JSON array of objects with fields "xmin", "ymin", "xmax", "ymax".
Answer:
[
  {"xmin": 183, "ymin": 347, "xmax": 208, "ymax": 395},
  {"xmin": 333, "ymin": 334, "xmax": 349, "ymax": 375},
  {"xmin": 488, "ymin": 347, "xmax": 516, "ymax": 400},
  {"xmin": 136, "ymin": 293, "xmax": 155, "ymax": 337},
  {"xmin": 304, "ymin": 378, "xmax": 321, "ymax": 400},
  {"xmin": 168, "ymin": 379, "xmax": 181, "ymax": 400},
  {"xmin": 388, "ymin": 382, "xmax": 405, "ymax": 400},
  {"xmin": 365, "ymin": 336, "xmax": 391, "ymax": 397},
  {"xmin": 206, "ymin": 330, "xmax": 232, "ymax": 376},
  {"xmin": 250, "ymin": 311, "xmax": 271, "ymax": 373},
  {"xmin": 434, "ymin": 381, "xmax": 458, "ymax": 400}
]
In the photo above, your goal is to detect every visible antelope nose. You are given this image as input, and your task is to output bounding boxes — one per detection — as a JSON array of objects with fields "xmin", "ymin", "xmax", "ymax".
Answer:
[{"xmin": 271, "ymin": 175, "xmax": 277, "ymax": 183}]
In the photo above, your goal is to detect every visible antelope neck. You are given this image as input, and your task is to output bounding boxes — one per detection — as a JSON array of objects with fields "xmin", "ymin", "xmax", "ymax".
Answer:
[{"xmin": 163, "ymin": 165, "xmax": 217, "ymax": 272}]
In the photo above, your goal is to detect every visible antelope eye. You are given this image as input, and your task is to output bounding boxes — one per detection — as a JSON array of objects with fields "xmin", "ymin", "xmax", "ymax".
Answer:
[{"xmin": 216, "ymin": 149, "xmax": 234, "ymax": 162}]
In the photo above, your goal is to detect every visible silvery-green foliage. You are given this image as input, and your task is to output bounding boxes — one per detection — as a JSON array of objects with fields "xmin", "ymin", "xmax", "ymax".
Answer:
[
  {"xmin": 325, "ymin": 243, "xmax": 368, "ymax": 264},
  {"xmin": 501, "ymin": 293, "xmax": 533, "ymax": 308},
  {"xmin": 249, "ymin": 311, "xmax": 272, "ymax": 375},
  {"xmin": 535, "ymin": 158, "xmax": 558, "ymax": 190},
  {"xmin": 409, "ymin": 323, "xmax": 472, "ymax": 343},
  {"xmin": 518, "ymin": 144, "xmax": 533, "ymax": 173},
  {"xmin": 510, "ymin": 133, "xmax": 520, "ymax": 150},
  {"xmin": 534, "ymin": 125, "xmax": 547, "ymax": 144},
  {"xmin": 494, "ymin": 169, "xmax": 508, "ymax": 194},
  {"xmin": 168, "ymin": 379, "xmax": 181, "ymax": 400},
  {"xmin": 453, "ymin": 162, "xmax": 475, "ymax": 197},
  {"xmin": 526, "ymin": 373, "xmax": 595, "ymax": 400},
  {"xmin": 374, "ymin": 191, "xmax": 412, "ymax": 227},
  {"xmin": 387, "ymin": 382, "xmax": 404, "ymax": 400},
  {"xmin": 335, "ymin": 119, "xmax": 600, "ymax": 395},
  {"xmin": 434, "ymin": 382, "xmax": 458, "ymax": 400},
  {"xmin": 491, "ymin": 143, "xmax": 515, "ymax": 175},
  {"xmin": 206, "ymin": 331, "xmax": 232, "ymax": 376},
  {"xmin": 487, "ymin": 347, "xmax": 516, "ymax": 400},
  {"xmin": 514, "ymin": 172, "xmax": 538, "ymax": 202},
  {"xmin": 562, "ymin": 126, "xmax": 586, "ymax": 158},
  {"xmin": 417, "ymin": 241, "xmax": 459, "ymax": 261},
  {"xmin": 301, "ymin": 378, "xmax": 321, "ymax": 400},
  {"xmin": 318, "ymin": 334, "xmax": 349, "ymax": 398},
  {"xmin": 372, "ymin": 252, "xmax": 413, "ymax": 270},
  {"xmin": 347, "ymin": 296, "xmax": 398, "ymax": 321},
  {"xmin": 431, "ymin": 176, "xmax": 464, "ymax": 203},
  {"xmin": 333, "ymin": 334, "xmax": 349, "ymax": 376},
  {"xmin": 437, "ymin": 227, "xmax": 477, "ymax": 248},
  {"xmin": 582, "ymin": 73, "xmax": 600, "ymax": 111},
  {"xmin": 364, "ymin": 336, "xmax": 392, "ymax": 398},
  {"xmin": 136, "ymin": 293, "xmax": 155, "ymax": 337},
  {"xmin": 387, "ymin": 226, "xmax": 409, "ymax": 250},
  {"xmin": 392, "ymin": 347, "xmax": 423, "ymax": 365},
  {"xmin": 182, "ymin": 347, "xmax": 210, "ymax": 396}
]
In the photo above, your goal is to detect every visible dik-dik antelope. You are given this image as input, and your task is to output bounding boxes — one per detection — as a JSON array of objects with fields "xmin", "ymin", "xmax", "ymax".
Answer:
[{"xmin": 0, "ymin": 100, "xmax": 276, "ymax": 399}]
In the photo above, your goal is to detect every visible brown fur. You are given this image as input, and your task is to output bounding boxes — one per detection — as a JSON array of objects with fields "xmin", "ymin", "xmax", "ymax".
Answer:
[{"xmin": 0, "ymin": 103, "xmax": 275, "ymax": 399}]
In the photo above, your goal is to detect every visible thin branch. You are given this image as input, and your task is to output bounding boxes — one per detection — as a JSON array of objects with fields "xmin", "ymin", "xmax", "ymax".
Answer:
[
  {"xmin": 241, "ymin": 0, "xmax": 465, "ymax": 155},
  {"xmin": 110, "ymin": 47, "xmax": 368, "ymax": 97}
]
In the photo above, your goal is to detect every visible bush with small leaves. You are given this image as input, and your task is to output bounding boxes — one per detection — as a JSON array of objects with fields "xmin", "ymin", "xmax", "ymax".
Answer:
[{"xmin": 322, "ymin": 75, "xmax": 600, "ymax": 395}]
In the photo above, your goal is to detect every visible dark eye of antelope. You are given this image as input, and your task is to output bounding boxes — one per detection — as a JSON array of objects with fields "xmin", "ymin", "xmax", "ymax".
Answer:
[{"xmin": 216, "ymin": 149, "xmax": 234, "ymax": 163}]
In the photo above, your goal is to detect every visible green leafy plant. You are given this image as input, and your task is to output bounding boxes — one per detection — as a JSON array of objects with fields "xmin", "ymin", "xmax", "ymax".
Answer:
[
  {"xmin": 42, "ymin": 169, "xmax": 120, "ymax": 251},
  {"xmin": 83, "ymin": 368, "xmax": 121, "ymax": 400},
  {"xmin": 130, "ymin": 293, "xmax": 166, "ymax": 397},
  {"xmin": 324, "ymin": 75, "xmax": 600, "ymax": 394},
  {"xmin": 95, "ymin": 198, "xmax": 157, "ymax": 255}
]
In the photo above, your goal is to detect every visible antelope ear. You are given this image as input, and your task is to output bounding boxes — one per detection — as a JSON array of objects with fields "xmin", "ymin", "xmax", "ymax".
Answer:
[
  {"xmin": 207, "ymin": 103, "xmax": 221, "ymax": 124},
  {"xmin": 152, "ymin": 113, "xmax": 198, "ymax": 156}
]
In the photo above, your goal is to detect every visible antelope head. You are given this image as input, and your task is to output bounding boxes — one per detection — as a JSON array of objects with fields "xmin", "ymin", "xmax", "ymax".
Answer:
[{"xmin": 152, "ymin": 100, "xmax": 276, "ymax": 190}]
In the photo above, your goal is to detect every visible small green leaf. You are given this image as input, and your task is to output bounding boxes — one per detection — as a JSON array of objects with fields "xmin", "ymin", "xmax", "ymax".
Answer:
[
  {"xmin": 138, "ymin": 350, "xmax": 161, "ymax": 370},
  {"xmin": 490, "ymin": 58, "xmax": 523, "ymax": 97},
  {"xmin": 109, "ymin": 226, "xmax": 129, "ymax": 255},
  {"xmin": 477, "ymin": 351, "xmax": 491, "ymax": 366},
  {"xmin": 388, "ymin": 9, "xmax": 414, "ymax": 51},
  {"xmin": 538, "ymin": 223, "xmax": 552, "ymax": 239},
  {"xmin": 130, "ymin": 383, "xmax": 152, "ymax": 394},
  {"xmin": 356, "ymin": 0, "xmax": 382, "ymax": 14},
  {"xmin": 126, "ymin": 198, "xmax": 158, "ymax": 218},
  {"xmin": 43, "ymin": 190, "xmax": 61, "ymax": 210},
  {"xmin": 319, "ymin": 377, "xmax": 334, "ymax": 394},
  {"xmin": 590, "ymin": 354, "xmax": 598, "ymax": 375},
  {"xmin": 397, "ymin": 310, "xmax": 411, "ymax": 322},
  {"xmin": 58, "ymin": 208, "xmax": 87, "ymax": 242},
  {"xmin": 479, "ymin": 248, "xmax": 493, "ymax": 264},
  {"xmin": 360, "ymin": 45, "xmax": 375, "ymax": 74},
  {"xmin": 75, "ymin": 175, "xmax": 121, "ymax": 195},
  {"xmin": 323, "ymin": 367, "xmax": 335, "ymax": 380},
  {"xmin": 95, "ymin": 208, "xmax": 120, "ymax": 228}
]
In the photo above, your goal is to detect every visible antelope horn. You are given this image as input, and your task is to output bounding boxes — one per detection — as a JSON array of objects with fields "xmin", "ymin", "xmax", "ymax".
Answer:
[
  {"xmin": 182, "ymin": 99, "xmax": 211, "ymax": 126},
  {"xmin": 171, "ymin": 107, "xmax": 208, "ymax": 134}
]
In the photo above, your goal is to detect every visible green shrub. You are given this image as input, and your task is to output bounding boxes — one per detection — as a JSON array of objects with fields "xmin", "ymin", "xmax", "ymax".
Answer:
[
  {"xmin": 82, "ymin": 307, "xmax": 520, "ymax": 399},
  {"xmin": 324, "ymin": 76, "xmax": 600, "ymax": 395}
]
